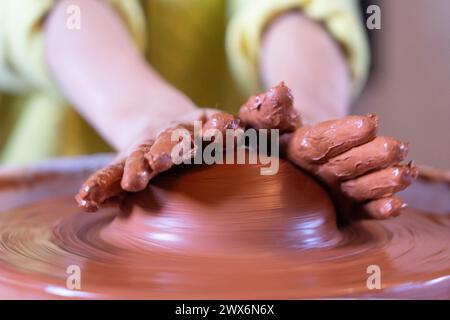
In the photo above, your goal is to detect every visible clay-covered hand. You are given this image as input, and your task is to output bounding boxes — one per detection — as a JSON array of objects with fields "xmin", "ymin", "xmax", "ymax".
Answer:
[
  {"xmin": 239, "ymin": 82, "xmax": 418, "ymax": 220},
  {"xmin": 76, "ymin": 110, "xmax": 241, "ymax": 212}
]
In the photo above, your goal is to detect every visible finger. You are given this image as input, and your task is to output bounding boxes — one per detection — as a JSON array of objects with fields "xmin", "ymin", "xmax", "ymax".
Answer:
[
  {"xmin": 239, "ymin": 82, "xmax": 301, "ymax": 133},
  {"xmin": 361, "ymin": 197, "xmax": 406, "ymax": 220},
  {"xmin": 75, "ymin": 161, "xmax": 125, "ymax": 212},
  {"xmin": 202, "ymin": 112, "xmax": 241, "ymax": 134},
  {"xmin": 121, "ymin": 141, "xmax": 153, "ymax": 192},
  {"xmin": 202, "ymin": 112, "xmax": 244, "ymax": 150},
  {"xmin": 341, "ymin": 163, "xmax": 418, "ymax": 202},
  {"xmin": 287, "ymin": 114, "xmax": 378, "ymax": 165},
  {"xmin": 317, "ymin": 136, "xmax": 409, "ymax": 182},
  {"xmin": 279, "ymin": 132, "xmax": 293, "ymax": 156},
  {"xmin": 145, "ymin": 125, "xmax": 197, "ymax": 175}
]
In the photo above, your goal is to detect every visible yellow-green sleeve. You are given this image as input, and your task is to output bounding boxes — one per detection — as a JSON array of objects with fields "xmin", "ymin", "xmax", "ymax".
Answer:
[
  {"xmin": 0, "ymin": 0, "xmax": 147, "ymax": 94},
  {"xmin": 226, "ymin": 0, "xmax": 370, "ymax": 98}
]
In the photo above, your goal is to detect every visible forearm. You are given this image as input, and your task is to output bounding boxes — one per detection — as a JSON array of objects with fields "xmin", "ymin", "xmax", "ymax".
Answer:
[
  {"xmin": 44, "ymin": 0, "xmax": 196, "ymax": 150},
  {"xmin": 260, "ymin": 12, "xmax": 351, "ymax": 124}
]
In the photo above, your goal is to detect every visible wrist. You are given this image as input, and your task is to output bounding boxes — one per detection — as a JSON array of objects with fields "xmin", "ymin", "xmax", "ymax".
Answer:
[
  {"xmin": 260, "ymin": 12, "xmax": 351, "ymax": 123},
  {"xmin": 110, "ymin": 83, "xmax": 198, "ymax": 151}
]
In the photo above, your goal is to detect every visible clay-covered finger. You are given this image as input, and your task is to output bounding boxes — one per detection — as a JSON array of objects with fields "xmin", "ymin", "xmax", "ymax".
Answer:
[
  {"xmin": 75, "ymin": 161, "xmax": 125, "ymax": 212},
  {"xmin": 341, "ymin": 164, "xmax": 418, "ymax": 202},
  {"xmin": 317, "ymin": 136, "xmax": 409, "ymax": 182},
  {"xmin": 203, "ymin": 112, "xmax": 241, "ymax": 132},
  {"xmin": 145, "ymin": 125, "xmax": 197, "ymax": 175},
  {"xmin": 121, "ymin": 141, "xmax": 153, "ymax": 192},
  {"xmin": 203, "ymin": 112, "xmax": 242, "ymax": 140},
  {"xmin": 288, "ymin": 114, "xmax": 378, "ymax": 165},
  {"xmin": 239, "ymin": 82, "xmax": 301, "ymax": 133},
  {"xmin": 362, "ymin": 197, "xmax": 406, "ymax": 220}
]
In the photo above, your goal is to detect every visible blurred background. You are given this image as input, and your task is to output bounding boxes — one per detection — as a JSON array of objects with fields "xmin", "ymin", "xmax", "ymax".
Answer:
[
  {"xmin": 0, "ymin": 0, "xmax": 449, "ymax": 169},
  {"xmin": 355, "ymin": 0, "xmax": 450, "ymax": 169}
]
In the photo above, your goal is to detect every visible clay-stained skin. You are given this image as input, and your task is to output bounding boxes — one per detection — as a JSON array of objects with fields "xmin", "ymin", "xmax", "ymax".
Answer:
[
  {"xmin": 282, "ymin": 114, "xmax": 410, "ymax": 220},
  {"xmin": 76, "ymin": 124, "xmax": 199, "ymax": 212},
  {"xmin": 0, "ymin": 156, "xmax": 449, "ymax": 299},
  {"xmin": 10, "ymin": 82, "xmax": 444, "ymax": 299},
  {"xmin": 202, "ymin": 112, "xmax": 241, "ymax": 135},
  {"xmin": 239, "ymin": 82, "xmax": 301, "ymax": 133},
  {"xmin": 362, "ymin": 196, "xmax": 406, "ymax": 219},
  {"xmin": 74, "ymin": 113, "xmax": 242, "ymax": 212},
  {"xmin": 341, "ymin": 164, "xmax": 418, "ymax": 202},
  {"xmin": 145, "ymin": 124, "xmax": 197, "ymax": 175},
  {"xmin": 121, "ymin": 141, "xmax": 153, "ymax": 192},
  {"xmin": 75, "ymin": 83, "xmax": 413, "ymax": 222},
  {"xmin": 288, "ymin": 114, "xmax": 378, "ymax": 164},
  {"xmin": 202, "ymin": 112, "xmax": 243, "ymax": 147},
  {"xmin": 317, "ymin": 136, "xmax": 409, "ymax": 182},
  {"xmin": 75, "ymin": 162, "xmax": 125, "ymax": 212}
]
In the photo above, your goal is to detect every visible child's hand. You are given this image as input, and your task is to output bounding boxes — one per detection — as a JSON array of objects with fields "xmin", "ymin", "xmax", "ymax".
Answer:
[
  {"xmin": 239, "ymin": 83, "xmax": 417, "ymax": 221},
  {"xmin": 76, "ymin": 82, "xmax": 417, "ymax": 221},
  {"xmin": 76, "ymin": 109, "xmax": 241, "ymax": 212},
  {"xmin": 285, "ymin": 116, "xmax": 416, "ymax": 221}
]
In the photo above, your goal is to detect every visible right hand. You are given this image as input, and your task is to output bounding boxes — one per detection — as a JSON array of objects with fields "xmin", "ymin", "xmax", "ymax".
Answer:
[{"xmin": 76, "ymin": 109, "xmax": 241, "ymax": 212}]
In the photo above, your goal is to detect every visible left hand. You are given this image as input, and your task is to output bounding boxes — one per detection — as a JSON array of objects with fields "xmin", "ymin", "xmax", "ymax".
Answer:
[{"xmin": 239, "ymin": 83, "xmax": 417, "ymax": 221}]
